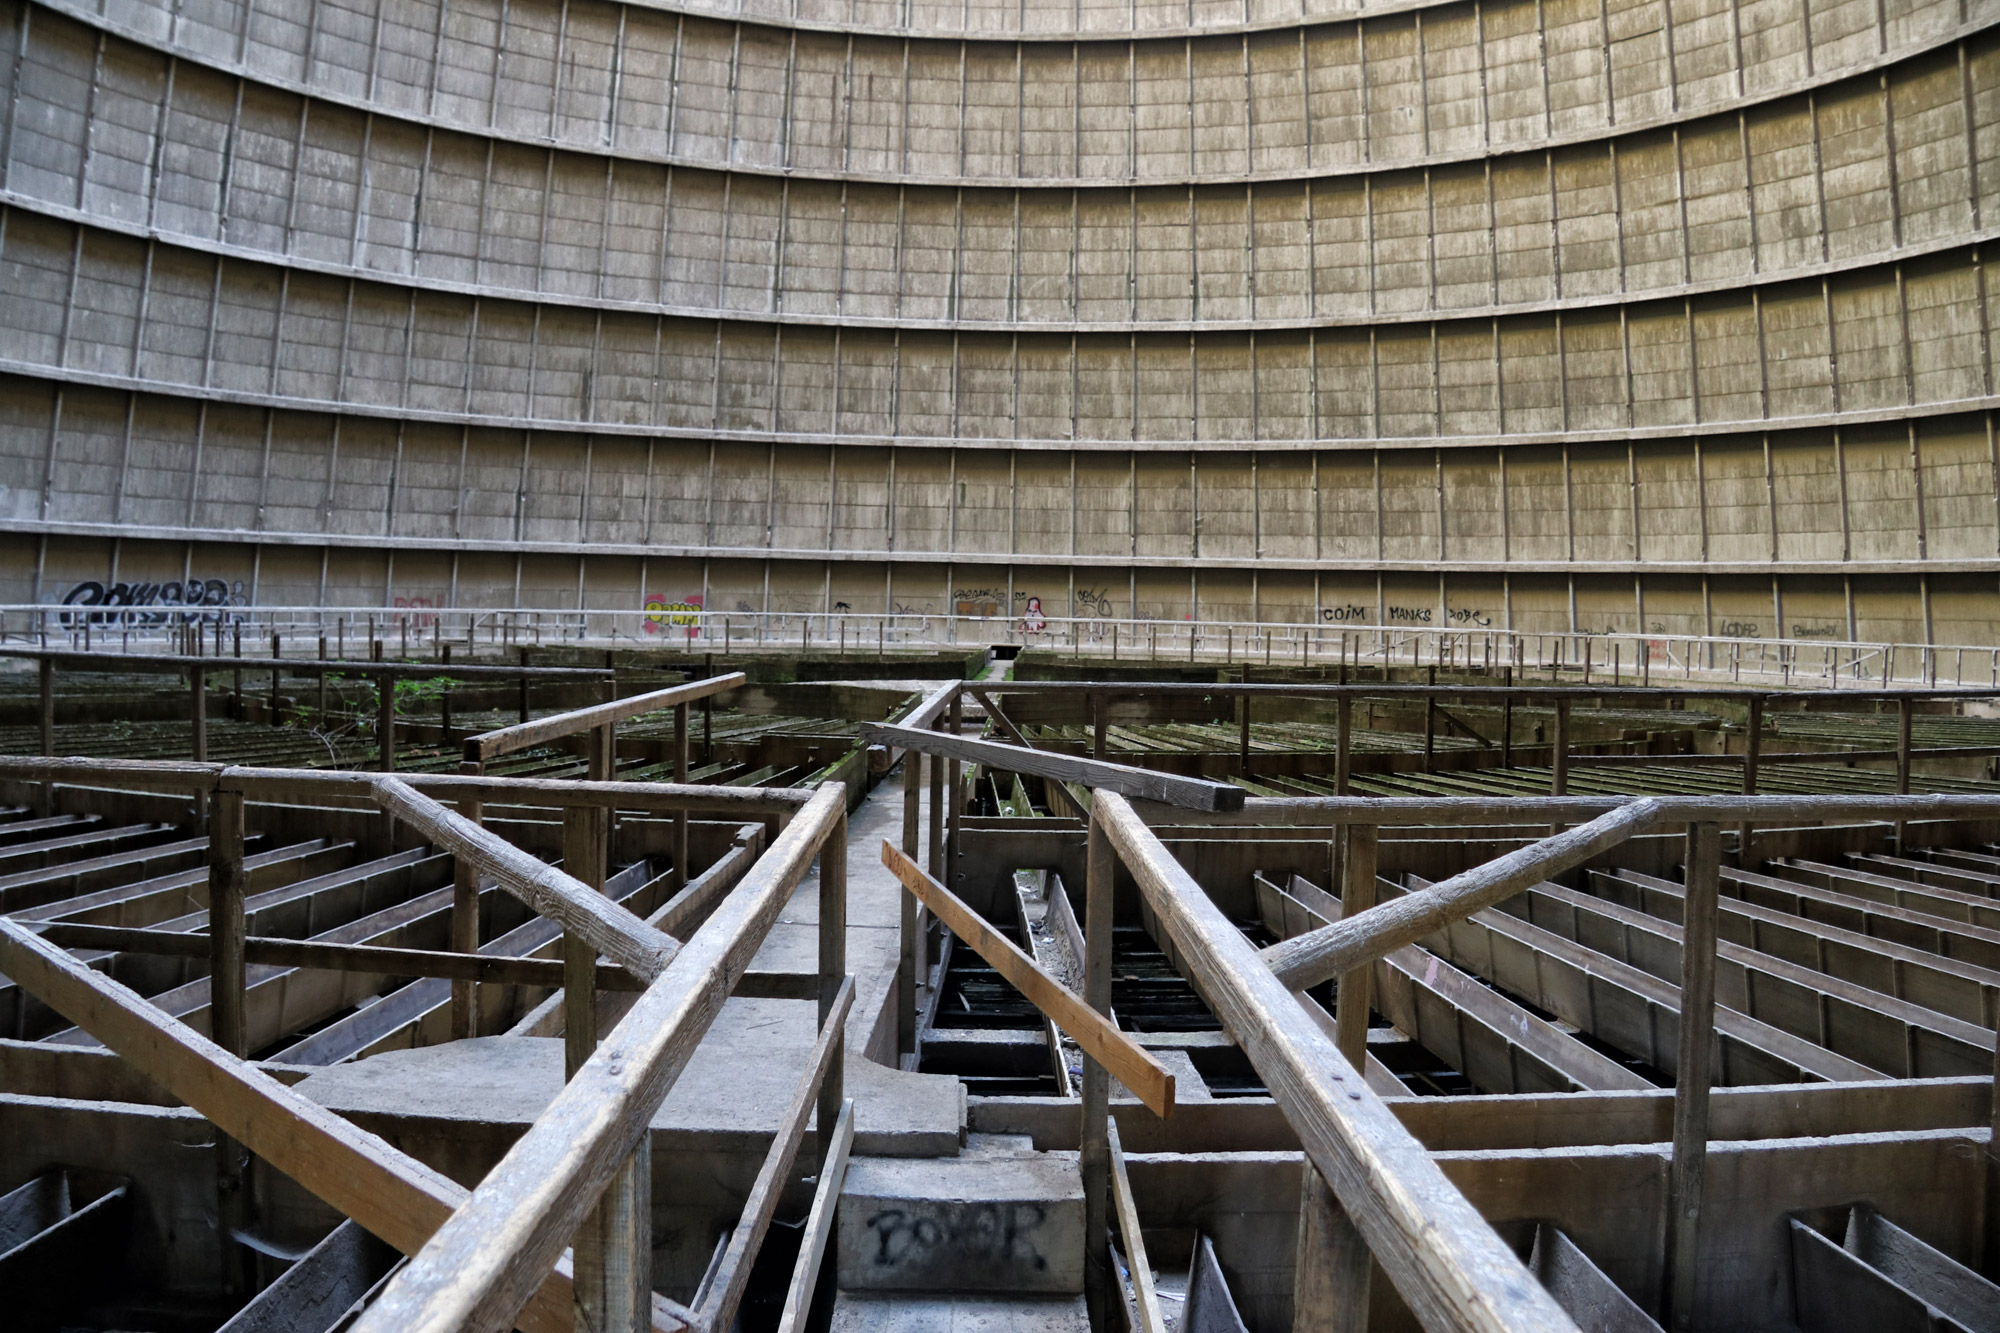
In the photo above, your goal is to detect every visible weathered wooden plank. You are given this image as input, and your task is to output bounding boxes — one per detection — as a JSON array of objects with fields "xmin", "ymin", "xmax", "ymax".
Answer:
[
  {"xmin": 1108, "ymin": 1119, "xmax": 1167, "ymax": 1333},
  {"xmin": 375, "ymin": 777, "xmax": 677, "ymax": 984},
  {"xmin": 696, "ymin": 977, "xmax": 855, "ymax": 1333},
  {"xmin": 860, "ymin": 722, "xmax": 1245, "ymax": 812},
  {"xmin": 1262, "ymin": 801, "xmax": 1665, "ymax": 991},
  {"xmin": 1668, "ymin": 824, "xmax": 1720, "ymax": 1333},
  {"xmin": 464, "ymin": 674, "xmax": 746, "ymax": 764},
  {"xmin": 880, "ymin": 839, "xmax": 1175, "ymax": 1117},
  {"xmin": 1092, "ymin": 791, "xmax": 1580, "ymax": 1333},
  {"xmin": 0, "ymin": 919, "xmax": 686, "ymax": 1333},
  {"xmin": 775, "ymin": 1098, "xmax": 853, "ymax": 1333},
  {"xmin": 345, "ymin": 785, "xmax": 845, "ymax": 1333}
]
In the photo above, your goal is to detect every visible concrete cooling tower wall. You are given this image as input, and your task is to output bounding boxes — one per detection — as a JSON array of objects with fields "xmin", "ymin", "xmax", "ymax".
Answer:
[{"xmin": 0, "ymin": 0, "xmax": 1996, "ymax": 642}]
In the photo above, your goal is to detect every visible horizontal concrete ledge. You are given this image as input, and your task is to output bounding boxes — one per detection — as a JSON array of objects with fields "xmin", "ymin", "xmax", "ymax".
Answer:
[
  {"xmin": 10, "ymin": 516, "xmax": 2000, "ymax": 581},
  {"xmin": 45, "ymin": 0, "xmax": 1981, "ymax": 192},
  {"xmin": 11, "ymin": 187, "xmax": 1988, "ymax": 339},
  {"xmin": 7, "ymin": 360, "xmax": 1995, "ymax": 457}
]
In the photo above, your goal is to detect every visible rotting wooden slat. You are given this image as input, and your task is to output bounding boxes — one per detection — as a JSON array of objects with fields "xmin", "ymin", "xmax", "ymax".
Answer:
[
  {"xmin": 1108, "ymin": 1119, "xmax": 1167, "ymax": 1333},
  {"xmin": 776, "ymin": 1099, "xmax": 853, "ymax": 1333},
  {"xmin": 1091, "ymin": 791, "xmax": 1579, "ymax": 1333},
  {"xmin": 1262, "ymin": 800, "xmax": 1664, "ymax": 991},
  {"xmin": 346, "ymin": 785, "xmax": 846, "ymax": 1333},
  {"xmin": 697, "ymin": 977, "xmax": 855, "ymax": 1333},
  {"xmin": 1668, "ymin": 823, "xmax": 1721, "ymax": 1333},
  {"xmin": 375, "ymin": 777, "xmax": 677, "ymax": 984},
  {"xmin": 880, "ymin": 839, "xmax": 1175, "ymax": 1117},
  {"xmin": 0, "ymin": 919, "xmax": 691, "ymax": 1333},
  {"xmin": 860, "ymin": 722, "xmax": 1245, "ymax": 812}
]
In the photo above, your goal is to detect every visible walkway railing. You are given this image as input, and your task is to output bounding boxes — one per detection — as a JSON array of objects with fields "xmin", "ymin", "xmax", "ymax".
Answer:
[
  {"xmin": 882, "ymin": 716, "xmax": 2000, "ymax": 1332},
  {"xmin": 6, "ymin": 602, "xmax": 1997, "ymax": 689},
  {"xmin": 0, "ymin": 755, "xmax": 849, "ymax": 1333}
]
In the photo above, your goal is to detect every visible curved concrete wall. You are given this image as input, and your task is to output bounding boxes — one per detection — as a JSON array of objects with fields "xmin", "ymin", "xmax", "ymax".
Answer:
[{"xmin": 1, "ymin": 0, "xmax": 1996, "ymax": 639}]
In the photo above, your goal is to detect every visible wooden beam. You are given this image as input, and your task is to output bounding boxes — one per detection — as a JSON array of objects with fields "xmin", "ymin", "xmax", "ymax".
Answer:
[
  {"xmin": 1668, "ymin": 822, "xmax": 1722, "ymax": 1332},
  {"xmin": 464, "ymin": 674, "xmax": 746, "ymax": 765},
  {"xmin": 881, "ymin": 839, "xmax": 1175, "ymax": 1117},
  {"xmin": 0, "ymin": 919, "xmax": 687, "ymax": 1333},
  {"xmin": 860, "ymin": 723, "xmax": 1245, "ymax": 813},
  {"xmin": 968, "ymin": 688, "xmax": 1035, "ymax": 749},
  {"xmin": 1090, "ymin": 791, "xmax": 1579, "ymax": 1333},
  {"xmin": 776, "ymin": 1099, "xmax": 853, "ymax": 1333},
  {"xmin": 30, "ymin": 925, "xmax": 656, "ymax": 990},
  {"xmin": 374, "ymin": 777, "xmax": 677, "ymax": 984},
  {"xmin": 346, "ymin": 785, "xmax": 846, "ymax": 1333},
  {"xmin": 696, "ymin": 977, "xmax": 855, "ymax": 1333},
  {"xmin": 1108, "ymin": 1119, "xmax": 1167, "ymax": 1333},
  {"xmin": 1261, "ymin": 800, "xmax": 1665, "ymax": 991}
]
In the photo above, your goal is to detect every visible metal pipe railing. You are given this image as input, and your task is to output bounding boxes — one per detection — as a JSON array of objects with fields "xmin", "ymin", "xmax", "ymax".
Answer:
[{"xmin": 6, "ymin": 602, "xmax": 1996, "ymax": 689}]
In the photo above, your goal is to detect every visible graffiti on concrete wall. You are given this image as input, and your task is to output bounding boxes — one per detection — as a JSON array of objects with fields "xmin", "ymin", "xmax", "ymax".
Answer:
[
  {"xmin": 59, "ymin": 577, "xmax": 247, "ymax": 626},
  {"xmin": 1446, "ymin": 607, "xmax": 1493, "ymax": 627},
  {"xmin": 1791, "ymin": 623, "xmax": 1843, "ymax": 640},
  {"xmin": 1073, "ymin": 587, "xmax": 1118, "ymax": 640},
  {"xmin": 1386, "ymin": 605, "xmax": 1433, "ymax": 624},
  {"xmin": 952, "ymin": 587, "xmax": 1004, "ymax": 618},
  {"xmin": 1018, "ymin": 595, "xmax": 1047, "ymax": 634},
  {"xmin": 1320, "ymin": 603, "xmax": 1368, "ymax": 623},
  {"xmin": 643, "ymin": 593, "xmax": 702, "ymax": 639},
  {"xmin": 392, "ymin": 595, "xmax": 440, "ymax": 630},
  {"xmin": 1717, "ymin": 620, "xmax": 1763, "ymax": 638}
]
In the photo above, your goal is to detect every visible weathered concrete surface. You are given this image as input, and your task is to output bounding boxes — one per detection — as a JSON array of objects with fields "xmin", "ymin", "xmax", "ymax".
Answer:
[
  {"xmin": 837, "ymin": 1151, "xmax": 1086, "ymax": 1294},
  {"xmin": 829, "ymin": 1293, "xmax": 1090, "ymax": 1333}
]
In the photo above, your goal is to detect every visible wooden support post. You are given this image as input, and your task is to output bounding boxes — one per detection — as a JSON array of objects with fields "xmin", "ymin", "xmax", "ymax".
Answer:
[
  {"xmin": 1668, "ymin": 821, "xmax": 1721, "ymax": 1333},
  {"xmin": 946, "ymin": 692, "xmax": 963, "ymax": 891},
  {"xmin": 440, "ymin": 644, "xmax": 452, "ymax": 735},
  {"xmin": 927, "ymin": 717, "xmax": 946, "ymax": 878},
  {"xmin": 1987, "ymin": 1031, "xmax": 2000, "ymax": 1275},
  {"xmin": 38, "ymin": 657, "xmax": 53, "ymax": 756},
  {"xmin": 1333, "ymin": 825, "xmax": 1377, "ymax": 1069},
  {"xmin": 1334, "ymin": 695, "xmax": 1352, "ymax": 797},
  {"xmin": 208, "ymin": 789, "xmax": 248, "ymax": 1058},
  {"xmin": 191, "ymin": 664, "xmax": 207, "ymax": 763},
  {"xmin": 673, "ymin": 702, "xmax": 690, "ymax": 892},
  {"xmin": 1551, "ymin": 698, "xmax": 1570, "ymax": 797},
  {"xmin": 900, "ymin": 749, "xmax": 921, "ymax": 1058},
  {"xmin": 451, "ymin": 791, "xmax": 483, "ymax": 1041},
  {"xmin": 317, "ymin": 637, "xmax": 328, "ymax": 719},
  {"xmin": 1239, "ymin": 693, "xmax": 1252, "ymax": 776},
  {"xmin": 209, "ymin": 785, "xmax": 252, "ymax": 1295},
  {"xmin": 1081, "ymin": 812, "xmax": 1115, "ymax": 1331},
  {"xmin": 270, "ymin": 633, "xmax": 283, "ymax": 725},
  {"xmin": 1424, "ymin": 694, "xmax": 1436, "ymax": 769},
  {"xmin": 1294, "ymin": 1162, "xmax": 1371, "ymax": 1333},
  {"xmin": 1897, "ymin": 695, "xmax": 1914, "ymax": 854},
  {"xmin": 818, "ymin": 809, "xmax": 847, "ymax": 1150},
  {"xmin": 519, "ymin": 647, "xmax": 532, "ymax": 723},
  {"xmin": 377, "ymin": 672, "xmax": 396, "ymax": 773},
  {"xmin": 561, "ymin": 790, "xmax": 646, "ymax": 1333},
  {"xmin": 1740, "ymin": 696, "xmax": 1763, "ymax": 862},
  {"xmin": 1092, "ymin": 691, "xmax": 1108, "ymax": 762},
  {"xmin": 1501, "ymin": 694, "xmax": 1514, "ymax": 769}
]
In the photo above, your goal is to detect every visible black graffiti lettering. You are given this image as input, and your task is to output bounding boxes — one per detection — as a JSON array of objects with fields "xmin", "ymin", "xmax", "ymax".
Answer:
[
  {"xmin": 58, "ymin": 576, "xmax": 247, "ymax": 628},
  {"xmin": 1319, "ymin": 604, "xmax": 1367, "ymax": 623}
]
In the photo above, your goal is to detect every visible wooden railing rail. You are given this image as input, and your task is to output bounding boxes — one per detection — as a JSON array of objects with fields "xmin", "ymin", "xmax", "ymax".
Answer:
[
  {"xmin": 345, "ymin": 784, "xmax": 848, "ymax": 1333},
  {"xmin": 462, "ymin": 673, "xmax": 746, "ymax": 766},
  {"xmin": 1091, "ymin": 789, "xmax": 1581, "ymax": 1333}
]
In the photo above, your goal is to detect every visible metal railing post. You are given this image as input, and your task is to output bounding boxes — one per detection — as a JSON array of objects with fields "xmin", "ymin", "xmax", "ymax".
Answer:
[
  {"xmin": 1081, "ymin": 810, "xmax": 1115, "ymax": 1330},
  {"xmin": 1668, "ymin": 820, "xmax": 1721, "ymax": 1332}
]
